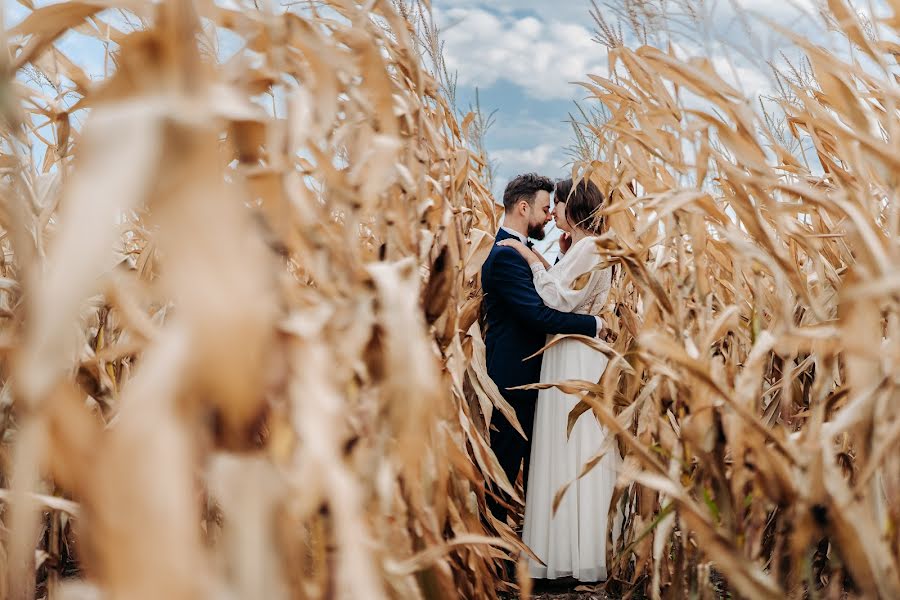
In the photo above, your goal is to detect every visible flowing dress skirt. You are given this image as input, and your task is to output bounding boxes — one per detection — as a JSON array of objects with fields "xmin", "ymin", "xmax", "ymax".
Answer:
[{"xmin": 521, "ymin": 337, "xmax": 622, "ymax": 582}]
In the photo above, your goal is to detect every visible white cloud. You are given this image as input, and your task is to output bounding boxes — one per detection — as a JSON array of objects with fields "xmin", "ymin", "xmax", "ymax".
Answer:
[
  {"xmin": 490, "ymin": 137, "xmax": 581, "ymax": 206},
  {"xmin": 432, "ymin": 0, "xmax": 843, "ymax": 201},
  {"xmin": 435, "ymin": 0, "xmax": 593, "ymax": 22},
  {"xmin": 711, "ymin": 56, "xmax": 774, "ymax": 100},
  {"xmin": 492, "ymin": 143, "xmax": 561, "ymax": 176},
  {"xmin": 730, "ymin": 0, "xmax": 818, "ymax": 18},
  {"xmin": 435, "ymin": 7, "xmax": 609, "ymax": 100}
]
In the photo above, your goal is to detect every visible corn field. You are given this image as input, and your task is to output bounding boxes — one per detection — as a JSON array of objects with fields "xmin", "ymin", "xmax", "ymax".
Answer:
[{"xmin": 1, "ymin": 0, "xmax": 899, "ymax": 598}]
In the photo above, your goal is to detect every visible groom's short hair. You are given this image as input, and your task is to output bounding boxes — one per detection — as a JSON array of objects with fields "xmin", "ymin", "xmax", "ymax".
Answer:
[{"xmin": 502, "ymin": 173, "xmax": 554, "ymax": 213}]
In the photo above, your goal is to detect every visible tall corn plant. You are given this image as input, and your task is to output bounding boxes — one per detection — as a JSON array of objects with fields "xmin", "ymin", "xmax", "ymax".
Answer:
[
  {"xmin": 1, "ymin": 1, "xmax": 520, "ymax": 599},
  {"xmin": 560, "ymin": 0, "xmax": 900, "ymax": 597}
]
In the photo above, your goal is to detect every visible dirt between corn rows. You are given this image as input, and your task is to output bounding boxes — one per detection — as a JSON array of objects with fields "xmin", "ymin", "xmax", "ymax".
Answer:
[
  {"xmin": 515, "ymin": 580, "xmax": 618, "ymax": 600},
  {"xmin": 531, "ymin": 592, "xmax": 612, "ymax": 600}
]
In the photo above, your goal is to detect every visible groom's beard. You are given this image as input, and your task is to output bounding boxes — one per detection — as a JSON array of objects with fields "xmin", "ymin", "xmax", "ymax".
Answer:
[{"xmin": 527, "ymin": 221, "xmax": 546, "ymax": 240}]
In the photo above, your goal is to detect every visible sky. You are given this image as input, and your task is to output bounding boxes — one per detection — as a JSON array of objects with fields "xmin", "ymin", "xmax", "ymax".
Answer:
[
  {"xmin": 432, "ymin": 0, "xmax": 832, "ymax": 202},
  {"xmin": 4, "ymin": 0, "xmax": 864, "ymax": 189},
  {"xmin": 6, "ymin": 0, "xmax": 889, "ymax": 254}
]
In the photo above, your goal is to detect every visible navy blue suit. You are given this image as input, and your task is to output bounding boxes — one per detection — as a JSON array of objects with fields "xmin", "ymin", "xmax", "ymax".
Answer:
[{"xmin": 481, "ymin": 228, "xmax": 596, "ymax": 518}]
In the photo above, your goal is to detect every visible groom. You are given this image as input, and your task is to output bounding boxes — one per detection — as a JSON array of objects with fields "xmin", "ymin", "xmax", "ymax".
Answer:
[{"xmin": 481, "ymin": 173, "xmax": 602, "ymax": 523}]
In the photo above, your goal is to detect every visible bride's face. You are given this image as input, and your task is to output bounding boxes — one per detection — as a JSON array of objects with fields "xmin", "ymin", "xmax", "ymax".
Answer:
[{"xmin": 553, "ymin": 201, "xmax": 573, "ymax": 233}]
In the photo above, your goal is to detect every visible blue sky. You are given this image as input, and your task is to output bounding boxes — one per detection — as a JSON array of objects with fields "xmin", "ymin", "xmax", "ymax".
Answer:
[
  {"xmin": 4, "ymin": 0, "xmax": 839, "ymax": 258},
  {"xmin": 430, "ymin": 0, "xmax": 883, "ymax": 257},
  {"xmin": 7, "ymin": 0, "xmax": 882, "ymax": 215},
  {"xmin": 5, "ymin": 0, "xmax": 846, "ymax": 192},
  {"xmin": 432, "ymin": 0, "xmax": 833, "ymax": 200},
  {"xmin": 434, "ymin": 1, "xmax": 610, "ymax": 195}
]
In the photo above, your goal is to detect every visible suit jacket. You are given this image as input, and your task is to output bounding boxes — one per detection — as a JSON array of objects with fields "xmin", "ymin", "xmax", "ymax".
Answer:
[{"xmin": 481, "ymin": 229, "xmax": 597, "ymax": 407}]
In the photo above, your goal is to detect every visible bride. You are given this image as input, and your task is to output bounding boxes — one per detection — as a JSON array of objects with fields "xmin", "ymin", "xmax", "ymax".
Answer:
[{"xmin": 497, "ymin": 177, "xmax": 621, "ymax": 582}]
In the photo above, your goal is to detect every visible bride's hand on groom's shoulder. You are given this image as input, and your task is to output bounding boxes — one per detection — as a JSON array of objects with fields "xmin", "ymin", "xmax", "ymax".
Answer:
[
  {"xmin": 497, "ymin": 239, "xmax": 526, "ymax": 251},
  {"xmin": 497, "ymin": 238, "xmax": 530, "ymax": 259},
  {"xmin": 499, "ymin": 239, "xmax": 548, "ymax": 269}
]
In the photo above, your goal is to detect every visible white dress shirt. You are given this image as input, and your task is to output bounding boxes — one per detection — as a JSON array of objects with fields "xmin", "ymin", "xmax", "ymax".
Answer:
[{"xmin": 500, "ymin": 226, "xmax": 527, "ymax": 244}]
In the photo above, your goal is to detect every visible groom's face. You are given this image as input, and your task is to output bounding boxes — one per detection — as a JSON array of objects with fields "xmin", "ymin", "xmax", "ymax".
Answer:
[{"xmin": 526, "ymin": 190, "xmax": 552, "ymax": 240}]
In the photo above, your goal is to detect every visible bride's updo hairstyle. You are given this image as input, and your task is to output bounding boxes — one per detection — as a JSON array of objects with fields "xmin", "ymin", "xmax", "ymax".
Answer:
[{"xmin": 565, "ymin": 178, "xmax": 605, "ymax": 234}]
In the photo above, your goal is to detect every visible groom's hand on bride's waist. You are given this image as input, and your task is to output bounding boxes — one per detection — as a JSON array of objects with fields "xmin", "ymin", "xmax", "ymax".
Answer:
[{"xmin": 594, "ymin": 316, "xmax": 605, "ymax": 337}]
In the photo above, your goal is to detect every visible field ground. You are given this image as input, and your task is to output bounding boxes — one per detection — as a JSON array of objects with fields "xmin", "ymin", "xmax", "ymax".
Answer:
[
  {"xmin": 526, "ymin": 579, "xmax": 615, "ymax": 600},
  {"xmin": 533, "ymin": 592, "xmax": 611, "ymax": 600}
]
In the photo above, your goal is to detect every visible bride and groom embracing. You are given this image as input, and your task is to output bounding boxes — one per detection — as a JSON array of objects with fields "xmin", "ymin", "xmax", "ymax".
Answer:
[{"xmin": 481, "ymin": 173, "xmax": 621, "ymax": 583}]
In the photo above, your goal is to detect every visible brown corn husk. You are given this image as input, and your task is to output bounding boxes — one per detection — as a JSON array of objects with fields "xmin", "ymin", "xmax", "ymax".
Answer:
[{"xmin": 3, "ymin": 0, "xmax": 900, "ymax": 598}]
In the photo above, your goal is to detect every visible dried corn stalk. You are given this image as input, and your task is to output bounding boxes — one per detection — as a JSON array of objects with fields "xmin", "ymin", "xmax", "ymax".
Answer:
[
  {"xmin": 1, "ymin": 1, "xmax": 516, "ymax": 598},
  {"xmin": 558, "ymin": 0, "xmax": 900, "ymax": 597},
  {"xmin": 8, "ymin": 0, "xmax": 900, "ymax": 598}
]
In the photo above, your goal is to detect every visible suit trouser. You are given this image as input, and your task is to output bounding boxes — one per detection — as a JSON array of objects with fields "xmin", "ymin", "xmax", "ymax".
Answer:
[{"xmin": 487, "ymin": 396, "xmax": 536, "ymax": 522}]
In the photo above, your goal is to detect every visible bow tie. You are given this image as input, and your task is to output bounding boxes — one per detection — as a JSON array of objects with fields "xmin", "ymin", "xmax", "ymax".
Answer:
[{"xmin": 526, "ymin": 240, "xmax": 534, "ymax": 249}]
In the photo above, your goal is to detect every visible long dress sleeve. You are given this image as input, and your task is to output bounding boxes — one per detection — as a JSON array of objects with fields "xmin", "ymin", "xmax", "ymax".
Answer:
[
  {"xmin": 531, "ymin": 237, "xmax": 610, "ymax": 314},
  {"xmin": 483, "ymin": 247, "xmax": 598, "ymax": 337}
]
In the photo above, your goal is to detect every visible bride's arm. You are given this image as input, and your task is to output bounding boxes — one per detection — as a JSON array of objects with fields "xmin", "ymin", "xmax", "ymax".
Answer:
[
  {"xmin": 531, "ymin": 240, "xmax": 602, "ymax": 313},
  {"xmin": 496, "ymin": 238, "xmax": 550, "ymax": 269},
  {"xmin": 532, "ymin": 248, "xmax": 552, "ymax": 270}
]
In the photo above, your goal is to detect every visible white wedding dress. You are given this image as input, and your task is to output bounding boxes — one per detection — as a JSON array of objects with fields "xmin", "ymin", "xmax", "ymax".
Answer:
[{"xmin": 521, "ymin": 235, "xmax": 622, "ymax": 582}]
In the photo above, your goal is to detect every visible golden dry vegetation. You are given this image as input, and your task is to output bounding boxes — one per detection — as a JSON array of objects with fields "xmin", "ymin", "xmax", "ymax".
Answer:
[{"xmin": 1, "ymin": 0, "xmax": 899, "ymax": 599}]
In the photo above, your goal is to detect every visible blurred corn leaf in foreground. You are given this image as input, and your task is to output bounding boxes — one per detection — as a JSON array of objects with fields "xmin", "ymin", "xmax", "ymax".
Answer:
[
  {"xmin": 5, "ymin": 0, "xmax": 900, "ymax": 598},
  {"xmin": 2, "ymin": 1, "xmax": 513, "ymax": 598}
]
